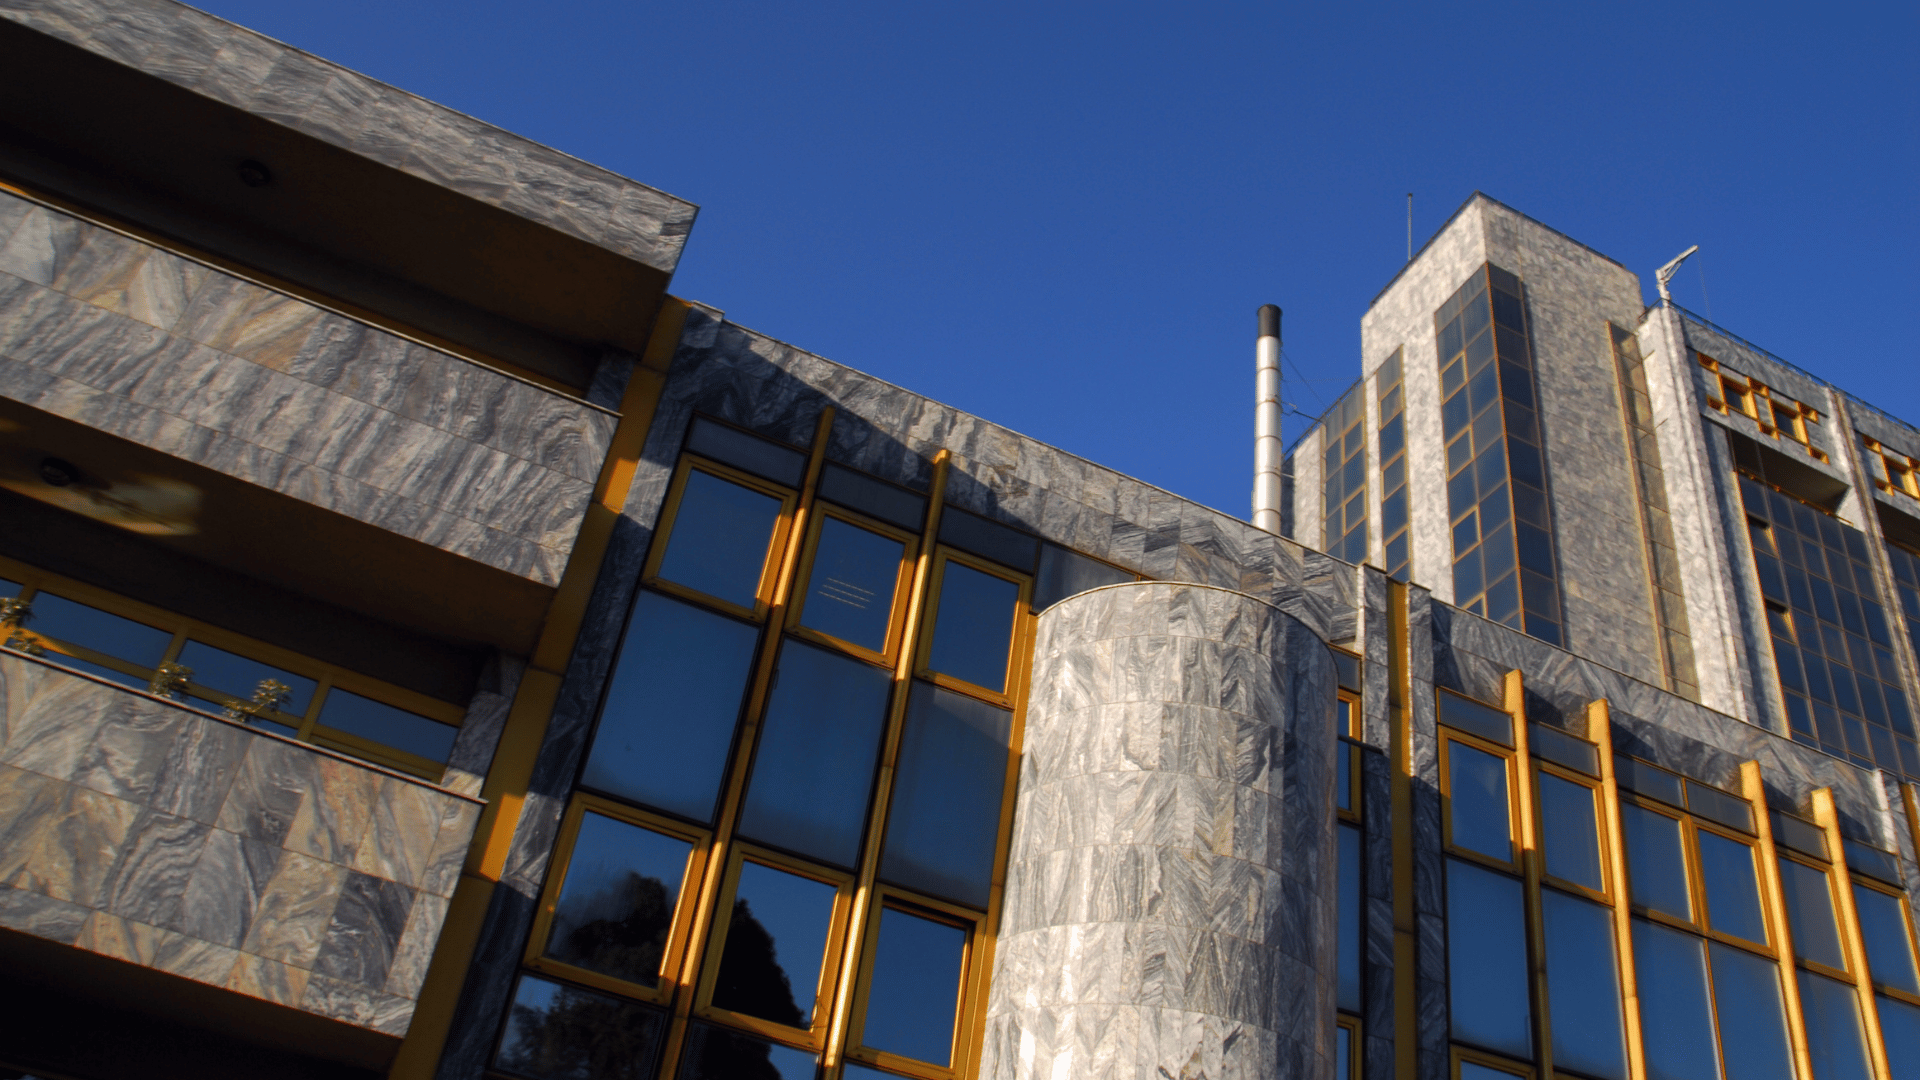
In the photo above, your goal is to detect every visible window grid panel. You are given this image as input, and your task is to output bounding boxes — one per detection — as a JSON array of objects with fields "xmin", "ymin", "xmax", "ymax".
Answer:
[
  {"xmin": 1378, "ymin": 348, "xmax": 1412, "ymax": 581},
  {"xmin": 1323, "ymin": 378, "xmax": 1370, "ymax": 565}
]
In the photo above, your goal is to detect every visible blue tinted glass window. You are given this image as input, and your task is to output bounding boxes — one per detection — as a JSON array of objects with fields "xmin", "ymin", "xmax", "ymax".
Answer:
[
  {"xmin": 495, "ymin": 973, "xmax": 666, "ymax": 1080},
  {"xmin": 1336, "ymin": 1025, "xmax": 1351, "ymax": 1080},
  {"xmin": 1446, "ymin": 858, "xmax": 1531, "ymax": 1058},
  {"xmin": 26, "ymin": 592, "xmax": 174, "ymax": 692},
  {"xmin": 1880, "ymin": 994, "xmax": 1920, "ymax": 1079},
  {"xmin": 1853, "ymin": 884, "xmax": 1920, "ymax": 994},
  {"xmin": 1538, "ymin": 772, "xmax": 1604, "ymax": 891},
  {"xmin": 926, "ymin": 560, "xmax": 1020, "ymax": 692},
  {"xmin": 880, "ymin": 683, "xmax": 1011, "ymax": 907},
  {"xmin": 711, "ymin": 862, "xmax": 837, "ymax": 1028},
  {"xmin": 1447, "ymin": 741, "xmax": 1511, "ymax": 860},
  {"xmin": 1778, "ymin": 858, "xmax": 1846, "ymax": 970},
  {"xmin": 1798, "ymin": 969, "xmax": 1873, "ymax": 1080},
  {"xmin": 799, "ymin": 517, "xmax": 905, "ymax": 653},
  {"xmin": 739, "ymin": 641, "xmax": 890, "ymax": 867},
  {"xmin": 584, "ymin": 591, "xmax": 760, "ymax": 822},
  {"xmin": 318, "ymin": 688, "xmax": 457, "ymax": 763},
  {"xmin": 1460, "ymin": 1066, "xmax": 1524, "ymax": 1080},
  {"xmin": 1633, "ymin": 919, "xmax": 1721, "ymax": 1080},
  {"xmin": 1544, "ymin": 888, "xmax": 1628, "ymax": 1080},
  {"xmin": 1623, "ymin": 803, "xmax": 1692, "ymax": 920},
  {"xmin": 544, "ymin": 813, "xmax": 693, "ymax": 988},
  {"xmin": 1337, "ymin": 740, "xmax": 1353, "ymax": 812},
  {"xmin": 1697, "ymin": 831, "xmax": 1767, "ymax": 943},
  {"xmin": 657, "ymin": 469, "xmax": 784, "ymax": 609},
  {"xmin": 680, "ymin": 1023, "xmax": 816, "ymax": 1080},
  {"xmin": 1338, "ymin": 823, "xmax": 1362, "ymax": 1013},
  {"xmin": 175, "ymin": 639, "xmax": 317, "ymax": 716},
  {"xmin": 860, "ymin": 906, "xmax": 966, "ymax": 1066},
  {"xmin": 1709, "ymin": 943, "xmax": 1793, "ymax": 1080}
]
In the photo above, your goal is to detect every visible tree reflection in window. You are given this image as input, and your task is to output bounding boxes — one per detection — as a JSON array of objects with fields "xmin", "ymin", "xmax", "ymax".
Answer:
[{"xmin": 496, "ymin": 974, "xmax": 665, "ymax": 1080}]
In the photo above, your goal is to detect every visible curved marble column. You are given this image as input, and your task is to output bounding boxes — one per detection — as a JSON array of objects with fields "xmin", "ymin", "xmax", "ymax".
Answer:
[{"xmin": 983, "ymin": 581, "xmax": 1338, "ymax": 1080}]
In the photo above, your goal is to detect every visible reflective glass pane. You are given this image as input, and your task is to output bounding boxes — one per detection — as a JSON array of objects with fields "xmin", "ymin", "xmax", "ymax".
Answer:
[
  {"xmin": 1338, "ymin": 823, "xmax": 1362, "ymax": 1013},
  {"xmin": 657, "ymin": 469, "xmax": 784, "ymax": 609},
  {"xmin": 495, "ymin": 973, "xmax": 666, "ymax": 1080},
  {"xmin": 1447, "ymin": 741, "xmax": 1511, "ymax": 860},
  {"xmin": 1337, "ymin": 740, "xmax": 1353, "ymax": 811},
  {"xmin": 1336, "ymin": 1025, "xmax": 1351, "ymax": 1080},
  {"xmin": 925, "ymin": 561, "xmax": 1020, "ymax": 692},
  {"xmin": 1798, "ymin": 969, "xmax": 1873, "ymax": 1080},
  {"xmin": 1778, "ymin": 858, "xmax": 1846, "ymax": 970},
  {"xmin": 679, "ymin": 1023, "xmax": 816, "ymax": 1080},
  {"xmin": 1633, "ymin": 919, "xmax": 1722, "ymax": 1080},
  {"xmin": 860, "ymin": 907, "xmax": 966, "ymax": 1066},
  {"xmin": 685, "ymin": 418, "xmax": 807, "ymax": 486},
  {"xmin": 1033, "ymin": 543, "xmax": 1132, "ymax": 612},
  {"xmin": 1538, "ymin": 772, "xmax": 1604, "ymax": 891},
  {"xmin": 1853, "ymin": 884, "xmax": 1920, "ymax": 994},
  {"xmin": 880, "ymin": 683, "xmax": 1011, "ymax": 907},
  {"xmin": 26, "ymin": 592, "xmax": 174, "ymax": 692},
  {"xmin": 1880, "ymin": 994, "xmax": 1920, "ymax": 1080},
  {"xmin": 175, "ymin": 639, "xmax": 317, "ymax": 716},
  {"xmin": 1447, "ymin": 858, "xmax": 1532, "ymax": 1058},
  {"xmin": 1697, "ymin": 832, "xmax": 1767, "ymax": 943},
  {"xmin": 544, "ymin": 813, "xmax": 693, "ymax": 987},
  {"xmin": 712, "ymin": 862, "xmax": 837, "ymax": 1027},
  {"xmin": 1544, "ymin": 889, "xmax": 1627, "ymax": 1080},
  {"xmin": 583, "ymin": 592, "xmax": 759, "ymax": 822},
  {"xmin": 1708, "ymin": 943, "xmax": 1793, "ymax": 1080},
  {"xmin": 739, "ymin": 641, "xmax": 890, "ymax": 866},
  {"xmin": 1622, "ymin": 804, "xmax": 1692, "ymax": 920},
  {"xmin": 800, "ymin": 518, "xmax": 905, "ymax": 653},
  {"xmin": 1460, "ymin": 1066, "xmax": 1524, "ymax": 1080},
  {"xmin": 318, "ymin": 689, "xmax": 458, "ymax": 763}
]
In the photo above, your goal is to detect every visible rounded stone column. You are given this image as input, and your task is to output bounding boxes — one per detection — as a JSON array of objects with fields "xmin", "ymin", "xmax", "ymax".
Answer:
[{"xmin": 983, "ymin": 581, "xmax": 1338, "ymax": 1080}]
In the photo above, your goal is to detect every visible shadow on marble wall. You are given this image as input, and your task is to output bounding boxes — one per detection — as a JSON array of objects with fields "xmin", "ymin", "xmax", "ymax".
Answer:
[{"xmin": 0, "ymin": 651, "xmax": 481, "ymax": 1037}]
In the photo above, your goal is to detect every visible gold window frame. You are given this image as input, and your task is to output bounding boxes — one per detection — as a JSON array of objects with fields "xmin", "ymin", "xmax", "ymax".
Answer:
[
  {"xmin": 691, "ymin": 842, "xmax": 856, "ymax": 1049},
  {"xmin": 844, "ymin": 889, "xmax": 983, "ymax": 1080},
  {"xmin": 783, "ymin": 502, "xmax": 921, "ymax": 668},
  {"xmin": 911, "ymin": 546, "xmax": 1034, "ymax": 709},
  {"xmin": 1337, "ymin": 1014, "xmax": 1363, "ymax": 1080},
  {"xmin": 1777, "ymin": 847, "xmax": 1856, "ymax": 984},
  {"xmin": 641, "ymin": 456, "xmax": 799, "ymax": 623},
  {"xmin": 522, "ymin": 793, "xmax": 713, "ymax": 1006},
  {"xmin": 1852, "ymin": 875, "xmax": 1920, "ymax": 1006},
  {"xmin": 1619, "ymin": 792, "xmax": 1779, "ymax": 959},
  {"xmin": 1530, "ymin": 759, "xmax": 1613, "ymax": 905},
  {"xmin": 0, "ymin": 554, "xmax": 464, "ymax": 779},
  {"xmin": 1450, "ymin": 1044, "xmax": 1533, "ymax": 1080},
  {"xmin": 1439, "ymin": 726, "xmax": 1522, "ymax": 871}
]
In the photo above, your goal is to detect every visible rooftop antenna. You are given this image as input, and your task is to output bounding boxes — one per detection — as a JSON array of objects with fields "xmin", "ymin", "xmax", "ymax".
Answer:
[
  {"xmin": 1655, "ymin": 244, "xmax": 1699, "ymax": 305},
  {"xmin": 1253, "ymin": 304, "xmax": 1284, "ymax": 533},
  {"xmin": 1406, "ymin": 193, "xmax": 1413, "ymax": 261}
]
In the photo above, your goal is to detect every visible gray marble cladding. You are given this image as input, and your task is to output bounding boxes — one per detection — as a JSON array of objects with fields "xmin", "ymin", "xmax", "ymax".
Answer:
[
  {"xmin": 984, "ymin": 582, "xmax": 1337, "ymax": 1080},
  {"xmin": 0, "ymin": 0, "xmax": 696, "ymax": 274},
  {"xmin": 0, "ymin": 190, "xmax": 612, "ymax": 586},
  {"xmin": 0, "ymin": 651, "xmax": 481, "ymax": 1034}
]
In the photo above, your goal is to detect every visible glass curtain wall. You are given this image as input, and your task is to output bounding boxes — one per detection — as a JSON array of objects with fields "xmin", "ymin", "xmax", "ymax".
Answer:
[
  {"xmin": 1378, "ymin": 349, "xmax": 1412, "ymax": 581},
  {"xmin": 1433, "ymin": 264, "xmax": 1563, "ymax": 645},
  {"xmin": 496, "ymin": 418, "xmax": 1032, "ymax": 1080},
  {"xmin": 1324, "ymin": 380, "xmax": 1370, "ymax": 565},
  {"xmin": 1736, "ymin": 472, "xmax": 1919, "ymax": 778}
]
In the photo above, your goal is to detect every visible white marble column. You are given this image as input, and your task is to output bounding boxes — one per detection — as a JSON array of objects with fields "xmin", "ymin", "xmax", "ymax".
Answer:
[{"xmin": 983, "ymin": 581, "xmax": 1339, "ymax": 1080}]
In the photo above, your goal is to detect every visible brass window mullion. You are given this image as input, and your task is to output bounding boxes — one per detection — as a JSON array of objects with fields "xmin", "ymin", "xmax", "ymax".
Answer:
[
  {"xmin": 1746, "ymin": 761, "xmax": 1816, "ymax": 1080},
  {"xmin": 298, "ymin": 679, "xmax": 332, "ymax": 742},
  {"xmin": 1589, "ymin": 699, "xmax": 1647, "ymax": 1080},
  {"xmin": 823, "ymin": 449, "xmax": 952, "ymax": 1075},
  {"xmin": 1505, "ymin": 672, "xmax": 1552, "ymax": 1080},
  {"xmin": 656, "ymin": 406, "xmax": 837, "ymax": 1075},
  {"xmin": 1812, "ymin": 787, "xmax": 1895, "ymax": 1080}
]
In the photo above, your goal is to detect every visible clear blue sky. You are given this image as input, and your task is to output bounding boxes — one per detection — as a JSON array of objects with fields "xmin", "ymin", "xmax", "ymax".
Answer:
[{"xmin": 199, "ymin": 0, "xmax": 1918, "ymax": 521}]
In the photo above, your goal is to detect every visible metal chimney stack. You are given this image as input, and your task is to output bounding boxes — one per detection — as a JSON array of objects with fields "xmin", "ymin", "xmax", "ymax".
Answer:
[{"xmin": 1253, "ymin": 304, "xmax": 1283, "ymax": 533}]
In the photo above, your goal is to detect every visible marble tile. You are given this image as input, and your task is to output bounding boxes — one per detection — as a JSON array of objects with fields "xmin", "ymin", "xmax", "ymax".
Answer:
[
  {"xmin": 301, "ymin": 972, "xmax": 415, "ymax": 1036},
  {"xmin": 97, "ymin": 806, "xmax": 212, "ymax": 929},
  {"xmin": 283, "ymin": 756, "xmax": 378, "ymax": 866},
  {"xmin": 384, "ymin": 890, "xmax": 448, "ymax": 1000},
  {"xmin": 350, "ymin": 774, "xmax": 444, "ymax": 887},
  {"xmin": 227, "ymin": 950, "xmax": 311, "ymax": 1006},
  {"xmin": 9, "ymin": 782, "xmax": 138, "ymax": 905},
  {"xmin": 165, "ymin": 826, "xmax": 280, "ymax": 948},
  {"xmin": 241, "ymin": 850, "xmax": 347, "ymax": 969},
  {"xmin": 311, "ymin": 870, "xmax": 414, "ymax": 989},
  {"xmin": 0, "ymin": 881, "xmax": 90, "ymax": 944}
]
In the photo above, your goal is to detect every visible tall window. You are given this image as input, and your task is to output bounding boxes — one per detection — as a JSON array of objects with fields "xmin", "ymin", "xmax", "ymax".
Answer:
[
  {"xmin": 1335, "ymin": 652, "xmax": 1365, "ymax": 1080},
  {"xmin": 1608, "ymin": 324, "xmax": 1698, "ymax": 700},
  {"xmin": 496, "ymin": 418, "xmax": 1033, "ymax": 1080},
  {"xmin": 1324, "ymin": 380, "xmax": 1370, "ymax": 564},
  {"xmin": 1378, "ymin": 349, "xmax": 1412, "ymax": 581},
  {"xmin": 1737, "ymin": 471, "xmax": 1918, "ymax": 779},
  {"xmin": 1434, "ymin": 265, "xmax": 1562, "ymax": 645}
]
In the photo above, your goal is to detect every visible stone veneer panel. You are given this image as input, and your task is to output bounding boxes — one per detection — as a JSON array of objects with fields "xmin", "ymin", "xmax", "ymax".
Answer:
[
  {"xmin": 0, "ymin": 0, "xmax": 695, "ymax": 274},
  {"xmin": 0, "ymin": 189, "xmax": 613, "ymax": 586},
  {"xmin": 981, "ymin": 581, "xmax": 1337, "ymax": 1080},
  {"xmin": 0, "ymin": 651, "xmax": 481, "ymax": 1035}
]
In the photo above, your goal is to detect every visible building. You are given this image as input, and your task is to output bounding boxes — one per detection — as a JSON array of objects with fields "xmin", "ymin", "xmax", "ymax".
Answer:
[{"xmin": 0, "ymin": 3, "xmax": 1917, "ymax": 1080}]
